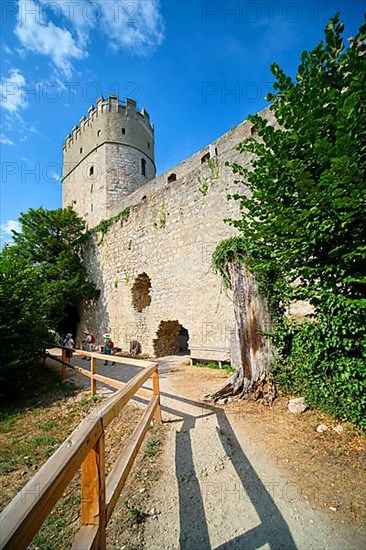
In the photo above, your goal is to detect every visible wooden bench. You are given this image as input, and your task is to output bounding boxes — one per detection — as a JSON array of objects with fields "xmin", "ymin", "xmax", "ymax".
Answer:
[{"xmin": 189, "ymin": 348, "xmax": 231, "ymax": 369}]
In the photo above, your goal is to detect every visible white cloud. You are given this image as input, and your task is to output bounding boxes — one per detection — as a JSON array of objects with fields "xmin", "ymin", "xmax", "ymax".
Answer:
[
  {"xmin": 0, "ymin": 134, "xmax": 15, "ymax": 145},
  {"xmin": 3, "ymin": 44, "xmax": 13, "ymax": 56},
  {"xmin": 0, "ymin": 68, "xmax": 28, "ymax": 113},
  {"xmin": 99, "ymin": 0, "xmax": 165, "ymax": 55},
  {"xmin": 15, "ymin": 0, "xmax": 85, "ymax": 78},
  {"xmin": 14, "ymin": 0, "xmax": 164, "ymax": 78},
  {"xmin": 1, "ymin": 220, "xmax": 22, "ymax": 236}
]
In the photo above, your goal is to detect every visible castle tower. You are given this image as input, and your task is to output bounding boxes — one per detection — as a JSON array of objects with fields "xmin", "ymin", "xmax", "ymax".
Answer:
[{"xmin": 62, "ymin": 95, "xmax": 155, "ymax": 227}]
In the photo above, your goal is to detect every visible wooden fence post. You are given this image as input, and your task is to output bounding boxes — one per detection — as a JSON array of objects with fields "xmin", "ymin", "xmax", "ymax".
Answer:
[
  {"xmin": 80, "ymin": 431, "xmax": 106, "ymax": 549},
  {"xmin": 152, "ymin": 367, "xmax": 162, "ymax": 423},
  {"xmin": 91, "ymin": 356, "xmax": 97, "ymax": 396}
]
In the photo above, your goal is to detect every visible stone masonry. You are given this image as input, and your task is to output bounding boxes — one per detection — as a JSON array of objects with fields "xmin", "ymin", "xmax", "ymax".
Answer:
[{"xmin": 62, "ymin": 96, "xmax": 276, "ymax": 357}]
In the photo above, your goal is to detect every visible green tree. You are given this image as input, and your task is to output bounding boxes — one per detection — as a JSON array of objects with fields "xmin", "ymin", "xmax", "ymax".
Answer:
[
  {"xmin": 230, "ymin": 15, "xmax": 365, "ymax": 304},
  {"xmin": 0, "ymin": 207, "xmax": 99, "ymax": 396},
  {"xmin": 212, "ymin": 16, "xmax": 366, "ymax": 426}
]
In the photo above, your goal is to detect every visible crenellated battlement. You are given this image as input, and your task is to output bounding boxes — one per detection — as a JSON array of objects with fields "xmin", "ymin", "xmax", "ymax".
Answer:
[
  {"xmin": 63, "ymin": 96, "xmax": 154, "ymax": 151},
  {"xmin": 62, "ymin": 95, "xmax": 156, "ymax": 227}
]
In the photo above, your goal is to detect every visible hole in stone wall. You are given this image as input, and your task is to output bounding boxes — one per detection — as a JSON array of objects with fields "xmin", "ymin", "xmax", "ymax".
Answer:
[
  {"xmin": 97, "ymin": 129, "xmax": 101, "ymax": 136},
  {"xmin": 167, "ymin": 173, "xmax": 176, "ymax": 183},
  {"xmin": 201, "ymin": 152, "xmax": 210, "ymax": 164},
  {"xmin": 80, "ymin": 147, "xmax": 83, "ymax": 154},
  {"xmin": 122, "ymin": 128, "xmax": 126, "ymax": 135},
  {"xmin": 89, "ymin": 166, "xmax": 94, "ymax": 176},
  {"xmin": 153, "ymin": 321, "xmax": 190, "ymax": 357},
  {"xmin": 131, "ymin": 273, "xmax": 151, "ymax": 312}
]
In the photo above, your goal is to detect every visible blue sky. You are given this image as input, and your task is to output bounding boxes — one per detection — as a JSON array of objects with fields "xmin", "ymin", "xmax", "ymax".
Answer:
[{"xmin": 0, "ymin": 0, "xmax": 364, "ymax": 243}]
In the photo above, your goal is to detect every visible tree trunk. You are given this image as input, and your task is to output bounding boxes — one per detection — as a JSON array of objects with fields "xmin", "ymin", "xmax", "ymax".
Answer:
[{"xmin": 210, "ymin": 260, "xmax": 276, "ymax": 403}]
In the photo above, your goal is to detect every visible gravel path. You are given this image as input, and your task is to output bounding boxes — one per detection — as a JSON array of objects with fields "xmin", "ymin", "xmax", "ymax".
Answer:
[
  {"xmin": 47, "ymin": 352, "xmax": 364, "ymax": 549},
  {"xmin": 143, "ymin": 357, "xmax": 364, "ymax": 550}
]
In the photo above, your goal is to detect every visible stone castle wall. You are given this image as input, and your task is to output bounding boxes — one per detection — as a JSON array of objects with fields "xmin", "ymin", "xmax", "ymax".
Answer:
[{"xmin": 77, "ymin": 107, "xmax": 276, "ymax": 356}]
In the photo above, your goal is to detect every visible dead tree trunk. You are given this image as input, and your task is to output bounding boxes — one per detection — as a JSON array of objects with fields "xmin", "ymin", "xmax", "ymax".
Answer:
[{"xmin": 210, "ymin": 260, "xmax": 276, "ymax": 403}]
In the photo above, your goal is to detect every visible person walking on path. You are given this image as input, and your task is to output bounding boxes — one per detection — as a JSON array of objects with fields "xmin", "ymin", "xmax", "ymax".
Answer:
[
  {"xmin": 63, "ymin": 333, "xmax": 74, "ymax": 363},
  {"xmin": 103, "ymin": 333, "xmax": 115, "ymax": 365},
  {"xmin": 82, "ymin": 330, "xmax": 95, "ymax": 361}
]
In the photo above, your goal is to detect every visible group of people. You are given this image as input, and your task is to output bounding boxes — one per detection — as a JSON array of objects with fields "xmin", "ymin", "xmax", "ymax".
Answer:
[{"xmin": 62, "ymin": 331, "xmax": 115, "ymax": 365}]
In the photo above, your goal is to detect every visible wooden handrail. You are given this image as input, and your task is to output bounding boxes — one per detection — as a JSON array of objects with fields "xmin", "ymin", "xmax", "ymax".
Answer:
[{"xmin": 0, "ymin": 354, "xmax": 161, "ymax": 550}]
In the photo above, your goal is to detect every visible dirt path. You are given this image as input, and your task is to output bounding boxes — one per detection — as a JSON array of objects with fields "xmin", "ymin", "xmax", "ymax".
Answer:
[
  {"xmin": 143, "ymin": 357, "xmax": 365, "ymax": 550},
  {"xmin": 47, "ymin": 352, "xmax": 365, "ymax": 549}
]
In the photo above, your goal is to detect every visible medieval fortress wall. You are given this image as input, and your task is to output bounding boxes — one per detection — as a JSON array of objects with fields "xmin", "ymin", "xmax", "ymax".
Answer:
[{"xmin": 62, "ymin": 96, "xmax": 275, "ymax": 356}]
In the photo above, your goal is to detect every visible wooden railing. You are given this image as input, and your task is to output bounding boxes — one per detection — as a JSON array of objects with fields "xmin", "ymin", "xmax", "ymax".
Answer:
[
  {"xmin": 0, "ymin": 350, "xmax": 161, "ymax": 550},
  {"xmin": 47, "ymin": 347, "xmax": 158, "ymax": 399}
]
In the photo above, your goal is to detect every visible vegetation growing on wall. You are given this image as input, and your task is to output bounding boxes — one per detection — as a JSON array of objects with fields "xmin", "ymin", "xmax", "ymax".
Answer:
[
  {"xmin": 198, "ymin": 157, "xmax": 219, "ymax": 196},
  {"xmin": 153, "ymin": 204, "xmax": 166, "ymax": 229},
  {"xmin": 208, "ymin": 156, "xmax": 219, "ymax": 180},
  {"xmin": 198, "ymin": 176, "xmax": 209, "ymax": 196},
  {"xmin": 90, "ymin": 207, "xmax": 130, "ymax": 244},
  {"xmin": 214, "ymin": 16, "xmax": 366, "ymax": 427}
]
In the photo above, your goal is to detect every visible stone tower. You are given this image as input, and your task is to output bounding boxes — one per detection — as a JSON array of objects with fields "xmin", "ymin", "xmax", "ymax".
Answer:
[{"xmin": 62, "ymin": 95, "xmax": 155, "ymax": 228}]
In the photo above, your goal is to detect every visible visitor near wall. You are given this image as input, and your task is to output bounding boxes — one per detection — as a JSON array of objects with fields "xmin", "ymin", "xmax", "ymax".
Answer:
[
  {"xmin": 103, "ymin": 333, "xmax": 115, "ymax": 365},
  {"xmin": 63, "ymin": 333, "xmax": 74, "ymax": 363}
]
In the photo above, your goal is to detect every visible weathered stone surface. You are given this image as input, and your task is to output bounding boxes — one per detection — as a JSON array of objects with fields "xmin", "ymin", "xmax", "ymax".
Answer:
[
  {"xmin": 316, "ymin": 424, "xmax": 328, "ymax": 433},
  {"xmin": 288, "ymin": 397, "xmax": 307, "ymax": 414}
]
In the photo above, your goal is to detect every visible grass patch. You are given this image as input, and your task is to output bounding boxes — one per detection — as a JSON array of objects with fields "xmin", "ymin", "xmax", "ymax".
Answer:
[
  {"xmin": 193, "ymin": 361, "xmax": 235, "ymax": 373},
  {"xmin": 143, "ymin": 439, "xmax": 161, "ymax": 459},
  {"xmin": 77, "ymin": 394, "xmax": 103, "ymax": 410},
  {"xmin": 124, "ymin": 500, "xmax": 149, "ymax": 524}
]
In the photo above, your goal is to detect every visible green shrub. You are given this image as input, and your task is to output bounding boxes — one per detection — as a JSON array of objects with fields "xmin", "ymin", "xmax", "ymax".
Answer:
[{"xmin": 272, "ymin": 295, "xmax": 366, "ymax": 429}]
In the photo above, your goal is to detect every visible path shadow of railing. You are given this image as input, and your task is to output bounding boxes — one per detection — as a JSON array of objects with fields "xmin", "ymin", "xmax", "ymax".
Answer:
[
  {"xmin": 58, "ymin": 356, "xmax": 297, "ymax": 549},
  {"xmin": 160, "ymin": 391, "xmax": 297, "ymax": 550}
]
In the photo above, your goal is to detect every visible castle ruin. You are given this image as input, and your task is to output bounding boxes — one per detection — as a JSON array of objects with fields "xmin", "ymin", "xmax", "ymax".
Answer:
[{"xmin": 62, "ymin": 95, "xmax": 274, "ymax": 357}]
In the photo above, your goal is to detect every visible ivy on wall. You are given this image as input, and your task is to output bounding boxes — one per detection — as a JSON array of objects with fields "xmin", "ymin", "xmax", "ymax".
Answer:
[{"xmin": 89, "ymin": 206, "xmax": 131, "ymax": 244}]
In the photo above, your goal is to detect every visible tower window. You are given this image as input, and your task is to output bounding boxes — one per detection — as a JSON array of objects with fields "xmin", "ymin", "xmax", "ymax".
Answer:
[
  {"xmin": 147, "ymin": 142, "xmax": 150, "ymax": 149},
  {"xmin": 97, "ymin": 129, "xmax": 101, "ymax": 136},
  {"xmin": 141, "ymin": 158, "xmax": 146, "ymax": 176},
  {"xmin": 89, "ymin": 166, "xmax": 94, "ymax": 176},
  {"xmin": 80, "ymin": 147, "xmax": 83, "ymax": 154},
  {"xmin": 201, "ymin": 152, "xmax": 210, "ymax": 164},
  {"xmin": 122, "ymin": 128, "xmax": 126, "ymax": 135},
  {"xmin": 167, "ymin": 173, "xmax": 176, "ymax": 183}
]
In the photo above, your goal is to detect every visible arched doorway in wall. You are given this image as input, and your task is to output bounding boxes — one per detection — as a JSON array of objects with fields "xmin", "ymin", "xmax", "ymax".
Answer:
[
  {"xmin": 153, "ymin": 321, "xmax": 190, "ymax": 357},
  {"xmin": 57, "ymin": 305, "xmax": 80, "ymax": 340}
]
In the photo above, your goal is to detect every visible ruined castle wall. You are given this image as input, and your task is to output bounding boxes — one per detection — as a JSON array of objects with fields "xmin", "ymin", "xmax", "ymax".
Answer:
[{"xmin": 78, "ymin": 109, "xmax": 276, "ymax": 356}]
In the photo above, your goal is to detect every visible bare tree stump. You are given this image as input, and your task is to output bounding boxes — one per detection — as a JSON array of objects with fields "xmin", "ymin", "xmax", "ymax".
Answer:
[{"xmin": 210, "ymin": 261, "xmax": 276, "ymax": 404}]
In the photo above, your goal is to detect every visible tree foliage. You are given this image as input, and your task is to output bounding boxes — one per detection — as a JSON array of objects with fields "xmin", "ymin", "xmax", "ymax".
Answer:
[
  {"xmin": 0, "ymin": 207, "xmax": 99, "ymax": 395},
  {"xmin": 219, "ymin": 15, "xmax": 366, "ymax": 426}
]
